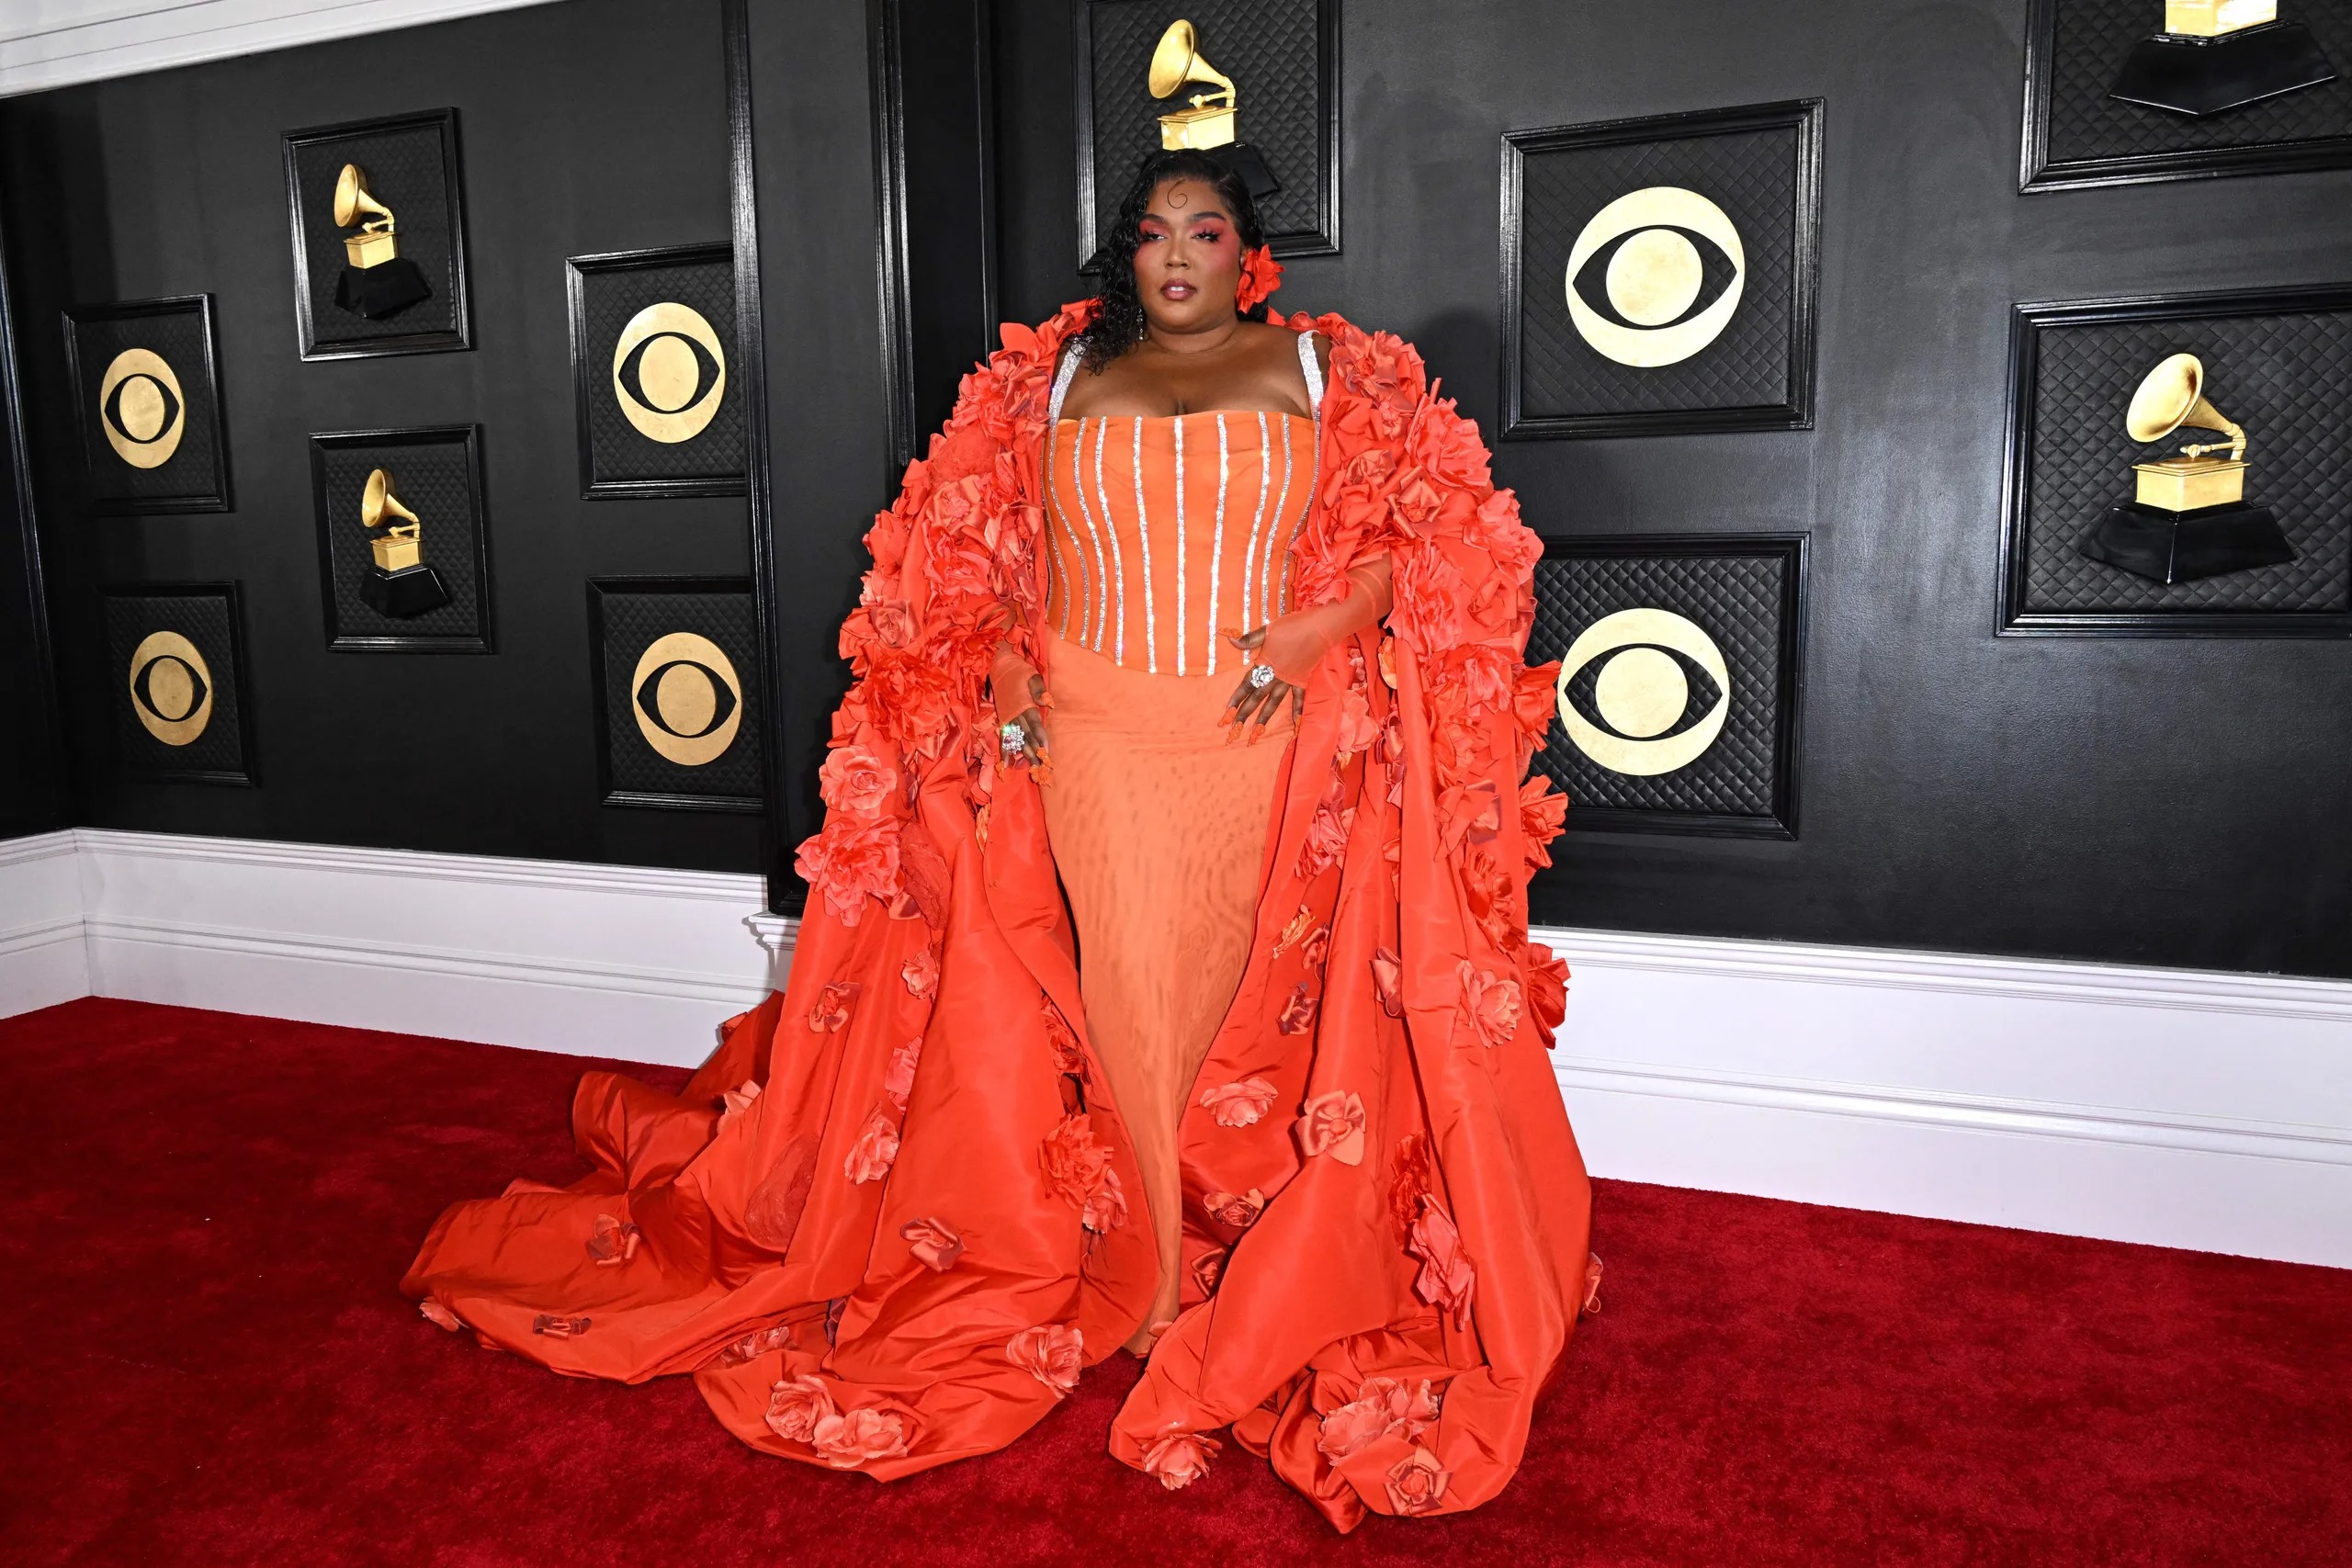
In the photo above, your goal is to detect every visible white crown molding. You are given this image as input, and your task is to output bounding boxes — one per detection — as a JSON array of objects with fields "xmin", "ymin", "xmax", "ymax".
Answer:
[
  {"xmin": 0, "ymin": 0, "xmax": 567, "ymax": 98},
  {"xmin": 0, "ymin": 829, "xmax": 79, "ymax": 869}
]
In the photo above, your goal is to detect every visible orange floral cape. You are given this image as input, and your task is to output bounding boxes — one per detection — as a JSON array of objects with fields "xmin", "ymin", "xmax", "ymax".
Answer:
[{"xmin": 402, "ymin": 301, "xmax": 1593, "ymax": 1531}]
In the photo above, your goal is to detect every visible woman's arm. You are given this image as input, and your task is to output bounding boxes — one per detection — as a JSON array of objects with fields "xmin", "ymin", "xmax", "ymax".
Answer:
[{"xmin": 1222, "ymin": 552, "xmax": 1393, "ymax": 739}]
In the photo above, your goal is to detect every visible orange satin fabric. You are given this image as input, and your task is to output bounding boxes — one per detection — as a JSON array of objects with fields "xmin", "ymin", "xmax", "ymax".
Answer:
[
  {"xmin": 1037, "ymin": 628, "xmax": 1287, "ymax": 1339},
  {"xmin": 1042, "ymin": 412, "xmax": 1316, "ymax": 674}
]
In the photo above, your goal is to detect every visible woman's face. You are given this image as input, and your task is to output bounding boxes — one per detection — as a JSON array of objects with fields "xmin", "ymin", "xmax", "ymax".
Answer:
[{"xmin": 1133, "ymin": 176, "xmax": 1241, "ymax": 333}]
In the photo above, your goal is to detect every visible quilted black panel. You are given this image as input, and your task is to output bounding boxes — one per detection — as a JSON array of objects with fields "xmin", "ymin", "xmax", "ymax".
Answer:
[
  {"xmin": 1527, "ymin": 549, "xmax": 1788, "ymax": 822},
  {"xmin": 315, "ymin": 433, "xmax": 489, "ymax": 645},
  {"xmin": 574, "ymin": 251, "xmax": 745, "ymax": 491},
  {"xmin": 2042, "ymin": 0, "xmax": 2352, "ymax": 168},
  {"xmin": 288, "ymin": 116, "xmax": 462, "ymax": 349},
  {"xmin": 1085, "ymin": 0, "xmax": 1327, "ymax": 251},
  {"xmin": 1518, "ymin": 125, "xmax": 1798, "ymax": 420},
  {"xmin": 101, "ymin": 588, "xmax": 251, "ymax": 781},
  {"xmin": 67, "ymin": 303, "xmax": 223, "ymax": 507},
  {"xmin": 594, "ymin": 584, "xmax": 763, "ymax": 807},
  {"xmin": 2020, "ymin": 308, "xmax": 2352, "ymax": 614}
]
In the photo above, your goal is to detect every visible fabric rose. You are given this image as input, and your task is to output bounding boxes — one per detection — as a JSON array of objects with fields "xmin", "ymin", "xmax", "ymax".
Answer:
[
  {"xmin": 1302, "ymin": 923, "xmax": 1330, "ymax": 973},
  {"xmin": 531, "ymin": 1314, "xmax": 590, "ymax": 1338},
  {"xmin": 1236, "ymin": 244, "xmax": 1283, "ymax": 312},
  {"xmin": 1391, "ymin": 544, "xmax": 1468, "ymax": 656},
  {"xmin": 763, "ymin": 1374, "xmax": 837, "ymax": 1443},
  {"xmin": 1332, "ymin": 686, "xmax": 1379, "ymax": 759},
  {"xmin": 1317, "ymin": 1375, "xmax": 1442, "ymax": 1461},
  {"xmin": 1006, "ymin": 1324, "xmax": 1084, "ymax": 1394},
  {"xmin": 900, "ymin": 1215, "xmax": 963, "ymax": 1271},
  {"xmin": 1385, "ymin": 1447, "xmax": 1451, "ymax": 1516},
  {"xmin": 844, "ymin": 1110, "xmax": 901, "ymax": 1184},
  {"xmin": 792, "ymin": 815, "xmax": 900, "ymax": 927},
  {"xmin": 1274, "ymin": 903, "xmax": 1319, "ymax": 954},
  {"xmin": 1038, "ymin": 1113, "xmax": 1112, "ymax": 1212},
  {"xmin": 717, "ymin": 1323, "xmax": 793, "ymax": 1368},
  {"xmin": 1041, "ymin": 1001, "xmax": 1087, "ymax": 1077},
  {"xmin": 1370, "ymin": 947, "xmax": 1404, "ymax": 1019},
  {"xmin": 1197, "ymin": 1077, "xmax": 1278, "ymax": 1128},
  {"xmin": 901, "ymin": 945, "xmax": 940, "ymax": 1000},
  {"xmin": 1525, "ymin": 942, "xmax": 1570, "ymax": 1039},
  {"xmin": 1521, "ymin": 774, "xmax": 1567, "ymax": 871},
  {"xmin": 808, "ymin": 978, "xmax": 863, "ymax": 1033},
  {"xmin": 1202, "ymin": 1188, "xmax": 1266, "ymax": 1229},
  {"xmin": 585, "ymin": 1213, "xmax": 640, "ymax": 1267},
  {"xmin": 1408, "ymin": 1196, "xmax": 1476, "ymax": 1329},
  {"xmin": 1458, "ymin": 963, "xmax": 1522, "ymax": 1051},
  {"xmin": 811, "ymin": 1405, "xmax": 913, "ymax": 1469},
  {"xmin": 418, "ymin": 1298, "xmax": 460, "ymax": 1333},
  {"xmin": 1297, "ymin": 776, "xmax": 1356, "ymax": 878},
  {"xmin": 718, "ymin": 1078, "xmax": 762, "ymax": 1123},
  {"xmin": 1278, "ymin": 982, "xmax": 1319, "ymax": 1036},
  {"xmin": 1388, "ymin": 1132, "xmax": 1433, "ymax": 1238},
  {"xmin": 1296, "ymin": 1090, "xmax": 1367, "ymax": 1166},
  {"xmin": 1080, "ymin": 1167, "xmax": 1128, "ymax": 1234},
  {"xmin": 1140, "ymin": 1429, "xmax": 1221, "ymax": 1492},
  {"xmin": 1191, "ymin": 1249, "xmax": 1227, "ymax": 1296},
  {"xmin": 883, "ymin": 1035, "xmax": 922, "ymax": 1110},
  {"xmin": 817, "ymin": 744, "xmax": 897, "ymax": 819}
]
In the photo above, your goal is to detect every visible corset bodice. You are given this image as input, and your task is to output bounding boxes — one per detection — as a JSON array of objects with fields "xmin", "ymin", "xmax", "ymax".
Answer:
[{"xmin": 1042, "ymin": 411, "xmax": 1318, "ymax": 677}]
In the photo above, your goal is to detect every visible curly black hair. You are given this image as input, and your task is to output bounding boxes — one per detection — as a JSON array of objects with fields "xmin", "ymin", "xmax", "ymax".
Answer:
[{"xmin": 1078, "ymin": 149, "xmax": 1268, "ymax": 371}]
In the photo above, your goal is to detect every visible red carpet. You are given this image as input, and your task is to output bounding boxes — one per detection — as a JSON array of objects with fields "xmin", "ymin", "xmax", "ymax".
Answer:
[{"xmin": 3, "ymin": 998, "xmax": 2345, "ymax": 1566}]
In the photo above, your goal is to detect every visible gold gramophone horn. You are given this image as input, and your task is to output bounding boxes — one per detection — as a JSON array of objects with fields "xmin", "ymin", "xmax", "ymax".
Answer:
[
  {"xmin": 333, "ymin": 164, "xmax": 397, "ymax": 235},
  {"xmin": 2126, "ymin": 352, "xmax": 2246, "ymax": 461},
  {"xmin": 1149, "ymin": 19, "xmax": 1235, "ymax": 109},
  {"xmin": 361, "ymin": 468, "xmax": 420, "ymax": 535}
]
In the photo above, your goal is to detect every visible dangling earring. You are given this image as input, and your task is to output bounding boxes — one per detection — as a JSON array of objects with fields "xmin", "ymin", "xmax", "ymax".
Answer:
[{"xmin": 1235, "ymin": 244, "xmax": 1283, "ymax": 313}]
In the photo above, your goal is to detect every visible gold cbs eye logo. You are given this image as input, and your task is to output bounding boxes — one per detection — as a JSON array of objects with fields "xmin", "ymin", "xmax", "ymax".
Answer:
[
  {"xmin": 127, "ymin": 630, "xmax": 213, "ymax": 746},
  {"xmin": 612, "ymin": 302, "xmax": 727, "ymax": 444},
  {"xmin": 1566, "ymin": 186, "xmax": 1745, "ymax": 368},
  {"xmin": 97, "ymin": 348, "xmax": 187, "ymax": 468},
  {"xmin": 1555, "ymin": 608, "xmax": 1730, "ymax": 776},
  {"xmin": 631, "ymin": 632, "xmax": 741, "ymax": 766}
]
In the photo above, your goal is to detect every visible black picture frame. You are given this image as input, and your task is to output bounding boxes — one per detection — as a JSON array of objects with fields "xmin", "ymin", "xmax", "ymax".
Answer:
[
  {"xmin": 308, "ymin": 424, "xmax": 493, "ymax": 653},
  {"xmin": 1500, "ymin": 99, "xmax": 1824, "ymax": 442},
  {"xmin": 99, "ymin": 581, "xmax": 259, "ymax": 786},
  {"xmin": 2020, "ymin": 0, "xmax": 2352, "ymax": 193},
  {"xmin": 282, "ymin": 108, "xmax": 472, "ymax": 361},
  {"xmin": 62, "ymin": 294, "xmax": 232, "ymax": 515},
  {"xmin": 587, "ymin": 575, "xmax": 764, "ymax": 814},
  {"xmin": 1996, "ymin": 284, "xmax": 2352, "ymax": 638},
  {"xmin": 565, "ymin": 243, "xmax": 745, "ymax": 501},
  {"xmin": 1071, "ymin": 0, "xmax": 1341, "ymax": 268},
  {"xmin": 1531, "ymin": 532, "xmax": 1807, "ymax": 840}
]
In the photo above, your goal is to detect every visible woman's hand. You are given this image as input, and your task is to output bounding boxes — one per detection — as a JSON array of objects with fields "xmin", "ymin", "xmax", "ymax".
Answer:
[
  {"xmin": 991, "ymin": 642, "xmax": 1051, "ymax": 778},
  {"xmin": 1219, "ymin": 555, "xmax": 1395, "ymax": 745}
]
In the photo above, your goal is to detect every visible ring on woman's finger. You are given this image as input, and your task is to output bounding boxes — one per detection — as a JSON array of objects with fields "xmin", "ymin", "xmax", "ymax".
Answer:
[
  {"xmin": 1246, "ymin": 662, "xmax": 1276, "ymax": 691},
  {"xmin": 999, "ymin": 720, "xmax": 1029, "ymax": 761}
]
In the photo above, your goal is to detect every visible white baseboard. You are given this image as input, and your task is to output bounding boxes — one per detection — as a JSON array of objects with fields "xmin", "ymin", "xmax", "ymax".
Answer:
[
  {"xmin": 2, "ymin": 828, "xmax": 2346, "ymax": 1269},
  {"xmin": 0, "ymin": 830, "xmax": 91, "ymax": 1017},
  {"xmin": 0, "ymin": 0, "xmax": 564, "ymax": 97},
  {"xmin": 1537, "ymin": 926, "xmax": 2352, "ymax": 1269}
]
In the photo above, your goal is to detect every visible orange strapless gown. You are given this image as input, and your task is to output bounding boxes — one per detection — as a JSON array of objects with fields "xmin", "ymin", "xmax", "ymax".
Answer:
[{"xmin": 1035, "ymin": 402, "xmax": 1317, "ymax": 1337}]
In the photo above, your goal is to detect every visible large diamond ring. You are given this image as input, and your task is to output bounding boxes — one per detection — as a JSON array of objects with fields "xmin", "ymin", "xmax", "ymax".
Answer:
[
  {"xmin": 1247, "ymin": 662, "xmax": 1277, "ymax": 690},
  {"xmin": 999, "ymin": 720, "xmax": 1028, "ymax": 761}
]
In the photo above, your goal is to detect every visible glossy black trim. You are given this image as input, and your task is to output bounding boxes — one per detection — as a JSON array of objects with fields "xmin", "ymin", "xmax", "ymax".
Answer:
[
  {"xmin": 586, "ymin": 574, "xmax": 764, "ymax": 815},
  {"xmin": 2019, "ymin": 0, "xmax": 2352, "ymax": 193},
  {"xmin": 724, "ymin": 0, "xmax": 796, "ymax": 910},
  {"xmin": 281, "ymin": 107, "xmax": 473, "ymax": 361},
  {"xmin": 0, "ymin": 193, "xmax": 68, "ymax": 826},
  {"xmin": 60, "ymin": 293, "xmax": 232, "ymax": 515},
  {"xmin": 306, "ymin": 423, "xmax": 494, "ymax": 654},
  {"xmin": 1500, "ymin": 98, "xmax": 1824, "ymax": 442},
  {"xmin": 563, "ymin": 242, "xmax": 744, "ymax": 502},
  {"xmin": 1071, "ymin": 0, "xmax": 1342, "ymax": 268},
  {"xmin": 1536, "ymin": 531, "xmax": 1808, "ymax": 840},
  {"xmin": 1996, "ymin": 285, "xmax": 2352, "ymax": 637},
  {"xmin": 98, "ymin": 580, "xmax": 260, "ymax": 787}
]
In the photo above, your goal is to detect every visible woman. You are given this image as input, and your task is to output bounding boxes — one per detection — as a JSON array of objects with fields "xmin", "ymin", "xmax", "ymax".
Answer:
[{"xmin": 403, "ymin": 151, "xmax": 1596, "ymax": 1530}]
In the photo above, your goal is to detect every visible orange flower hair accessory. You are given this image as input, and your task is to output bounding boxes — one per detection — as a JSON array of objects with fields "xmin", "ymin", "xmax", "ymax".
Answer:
[{"xmin": 1236, "ymin": 244, "xmax": 1283, "ymax": 312}]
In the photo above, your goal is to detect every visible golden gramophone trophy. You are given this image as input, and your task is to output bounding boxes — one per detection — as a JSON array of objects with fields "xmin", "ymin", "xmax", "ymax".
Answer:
[
  {"xmin": 2080, "ymin": 353, "xmax": 2295, "ymax": 583},
  {"xmin": 330, "ymin": 163, "xmax": 432, "ymax": 321},
  {"xmin": 2110, "ymin": 2, "xmax": 2335, "ymax": 117},
  {"xmin": 1148, "ymin": 20, "xmax": 1280, "ymax": 201},
  {"xmin": 357, "ymin": 468, "xmax": 451, "ymax": 617}
]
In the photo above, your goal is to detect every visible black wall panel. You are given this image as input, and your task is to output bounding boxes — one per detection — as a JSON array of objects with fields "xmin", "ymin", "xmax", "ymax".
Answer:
[
  {"xmin": 994, "ymin": 0, "xmax": 2352, "ymax": 978},
  {"xmin": 1, "ymin": 0, "xmax": 760, "ymax": 872}
]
